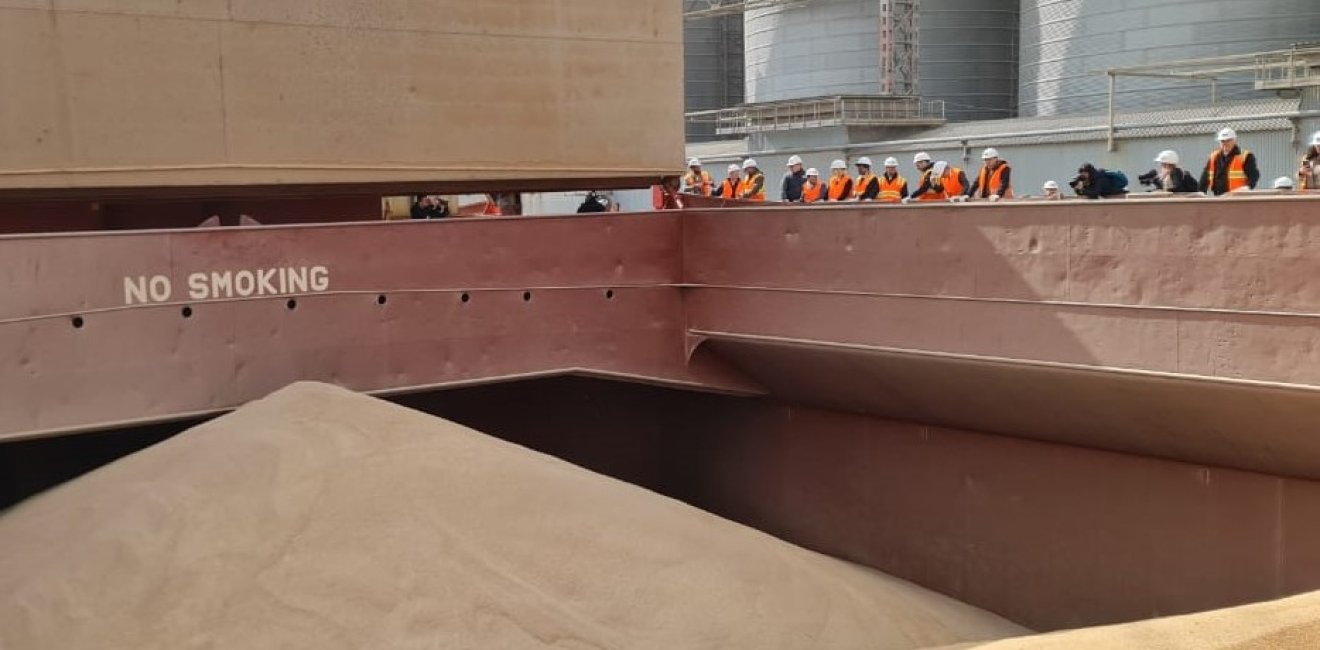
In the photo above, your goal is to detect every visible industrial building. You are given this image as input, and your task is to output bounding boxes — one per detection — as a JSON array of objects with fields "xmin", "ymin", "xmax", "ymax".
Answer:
[{"xmin": 684, "ymin": 0, "xmax": 1320, "ymax": 195}]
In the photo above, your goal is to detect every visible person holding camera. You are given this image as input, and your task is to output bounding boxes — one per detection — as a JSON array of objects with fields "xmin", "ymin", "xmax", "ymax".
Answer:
[
  {"xmin": 1137, "ymin": 151, "xmax": 1199, "ymax": 193},
  {"xmin": 1299, "ymin": 131, "xmax": 1320, "ymax": 190},
  {"xmin": 1071, "ymin": 163, "xmax": 1128, "ymax": 199}
]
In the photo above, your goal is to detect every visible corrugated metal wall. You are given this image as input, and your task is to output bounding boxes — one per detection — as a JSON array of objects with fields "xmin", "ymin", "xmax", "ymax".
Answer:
[
  {"xmin": 1020, "ymin": 0, "xmax": 1320, "ymax": 117},
  {"xmin": 684, "ymin": 0, "xmax": 745, "ymax": 142},
  {"xmin": 920, "ymin": 0, "xmax": 1020, "ymax": 122}
]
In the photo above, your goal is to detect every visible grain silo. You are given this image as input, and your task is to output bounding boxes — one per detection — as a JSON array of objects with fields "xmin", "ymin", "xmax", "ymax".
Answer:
[
  {"xmin": 919, "ymin": 0, "xmax": 1020, "ymax": 121},
  {"xmin": 1020, "ymin": 0, "xmax": 1320, "ymax": 117},
  {"xmin": 684, "ymin": 0, "xmax": 745, "ymax": 141},
  {"xmin": 744, "ymin": 0, "xmax": 883, "ymax": 103}
]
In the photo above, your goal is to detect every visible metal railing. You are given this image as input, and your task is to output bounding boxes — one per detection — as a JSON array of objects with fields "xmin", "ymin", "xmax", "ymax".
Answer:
[
  {"xmin": 1255, "ymin": 46, "xmax": 1320, "ymax": 90},
  {"xmin": 686, "ymin": 96, "xmax": 946, "ymax": 135}
]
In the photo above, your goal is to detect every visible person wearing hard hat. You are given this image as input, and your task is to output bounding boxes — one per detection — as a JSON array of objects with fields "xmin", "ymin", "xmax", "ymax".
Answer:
[
  {"xmin": 852, "ymin": 157, "xmax": 880, "ymax": 200},
  {"xmin": 782, "ymin": 154, "xmax": 807, "ymax": 202},
  {"xmin": 826, "ymin": 159, "xmax": 853, "ymax": 201},
  {"xmin": 1299, "ymin": 131, "xmax": 1320, "ymax": 190},
  {"xmin": 908, "ymin": 156, "xmax": 967, "ymax": 202},
  {"xmin": 739, "ymin": 158, "xmax": 766, "ymax": 201},
  {"xmin": 1143, "ymin": 150, "xmax": 1199, "ymax": 193},
  {"xmin": 682, "ymin": 158, "xmax": 713, "ymax": 196},
  {"xmin": 801, "ymin": 168, "xmax": 824, "ymax": 203},
  {"xmin": 1274, "ymin": 176, "xmax": 1296, "ymax": 191},
  {"xmin": 717, "ymin": 163, "xmax": 743, "ymax": 199},
  {"xmin": 1200, "ymin": 128, "xmax": 1259, "ymax": 195},
  {"xmin": 1042, "ymin": 180, "xmax": 1062, "ymax": 200},
  {"xmin": 967, "ymin": 147, "xmax": 1013, "ymax": 201},
  {"xmin": 877, "ymin": 157, "xmax": 908, "ymax": 203},
  {"xmin": 907, "ymin": 152, "xmax": 943, "ymax": 202}
]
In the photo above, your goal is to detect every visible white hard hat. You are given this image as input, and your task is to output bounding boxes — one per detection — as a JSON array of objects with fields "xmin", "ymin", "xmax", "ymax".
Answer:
[
  {"xmin": 1274, "ymin": 176, "xmax": 1296, "ymax": 189},
  {"xmin": 913, "ymin": 152, "xmax": 932, "ymax": 164},
  {"xmin": 786, "ymin": 155, "xmax": 803, "ymax": 167},
  {"xmin": 856, "ymin": 156, "xmax": 873, "ymax": 167},
  {"xmin": 982, "ymin": 147, "xmax": 1000, "ymax": 160},
  {"xmin": 932, "ymin": 161, "xmax": 948, "ymax": 175},
  {"xmin": 742, "ymin": 158, "xmax": 758, "ymax": 170},
  {"xmin": 1217, "ymin": 127, "xmax": 1237, "ymax": 141},
  {"xmin": 884, "ymin": 157, "xmax": 899, "ymax": 167},
  {"xmin": 1154, "ymin": 150, "xmax": 1180, "ymax": 165},
  {"xmin": 727, "ymin": 163, "xmax": 741, "ymax": 173},
  {"xmin": 1043, "ymin": 180, "xmax": 1059, "ymax": 190},
  {"xmin": 687, "ymin": 158, "xmax": 701, "ymax": 167},
  {"xmin": 830, "ymin": 159, "xmax": 848, "ymax": 170},
  {"xmin": 1311, "ymin": 131, "xmax": 1320, "ymax": 147},
  {"xmin": 806, "ymin": 167, "xmax": 820, "ymax": 177}
]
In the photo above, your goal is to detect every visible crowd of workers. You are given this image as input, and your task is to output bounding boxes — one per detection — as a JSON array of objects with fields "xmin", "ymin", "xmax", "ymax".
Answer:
[{"xmin": 679, "ymin": 127, "xmax": 1320, "ymax": 204}]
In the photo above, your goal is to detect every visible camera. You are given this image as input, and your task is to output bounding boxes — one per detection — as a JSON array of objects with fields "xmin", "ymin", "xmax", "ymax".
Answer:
[{"xmin": 1138, "ymin": 170, "xmax": 1159, "ymax": 187}]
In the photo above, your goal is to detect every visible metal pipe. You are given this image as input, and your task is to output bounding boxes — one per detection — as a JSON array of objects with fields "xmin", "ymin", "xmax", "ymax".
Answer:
[
  {"xmin": 1107, "ymin": 72, "xmax": 1117, "ymax": 153},
  {"xmin": 694, "ymin": 110, "xmax": 1320, "ymax": 161}
]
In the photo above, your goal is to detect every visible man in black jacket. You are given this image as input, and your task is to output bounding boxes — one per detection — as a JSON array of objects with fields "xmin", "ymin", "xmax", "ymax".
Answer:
[
  {"xmin": 1199, "ymin": 128, "xmax": 1260, "ymax": 195},
  {"xmin": 782, "ymin": 154, "xmax": 807, "ymax": 202},
  {"xmin": 1071, "ymin": 164, "xmax": 1127, "ymax": 199}
]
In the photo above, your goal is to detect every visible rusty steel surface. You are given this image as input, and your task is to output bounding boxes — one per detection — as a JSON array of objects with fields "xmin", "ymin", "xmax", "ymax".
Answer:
[
  {"xmin": 5, "ymin": 195, "xmax": 1320, "ymax": 474},
  {"xmin": 0, "ymin": 214, "xmax": 756, "ymax": 440}
]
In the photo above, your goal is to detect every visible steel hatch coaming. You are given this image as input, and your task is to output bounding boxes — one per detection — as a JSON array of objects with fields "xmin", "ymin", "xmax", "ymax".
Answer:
[{"xmin": 693, "ymin": 332, "xmax": 1320, "ymax": 481}]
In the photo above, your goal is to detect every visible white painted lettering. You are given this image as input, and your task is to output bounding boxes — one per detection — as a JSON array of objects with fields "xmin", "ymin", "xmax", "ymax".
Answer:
[
  {"xmin": 287, "ymin": 267, "xmax": 309, "ymax": 293},
  {"xmin": 124, "ymin": 276, "xmax": 149, "ymax": 305},
  {"xmin": 148, "ymin": 275, "xmax": 171, "ymax": 302},
  {"xmin": 310, "ymin": 266, "xmax": 329, "ymax": 292},
  {"xmin": 211, "ymin": 271, "xmax": 233, "ymax": 298},
  {"xmin": 187, "ymin": 273, "xmax": 208, "ymax": 301},
  {"xmin": 257, "ymin": 268, "xmax": 277, "ymax": 295},
  {"xmin": 234, "ymin": 271, "xmax": 256, "ymax": 297}
]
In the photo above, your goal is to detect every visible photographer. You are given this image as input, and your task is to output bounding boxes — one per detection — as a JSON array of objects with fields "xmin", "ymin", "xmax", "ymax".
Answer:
[
  {"xmin": 1137, "ymin": 151, "xmax": 1199, "ymax": 193},
  {"xmin": 1071, "ymin": 163, "xmax": 1128, "ymax": 199}
]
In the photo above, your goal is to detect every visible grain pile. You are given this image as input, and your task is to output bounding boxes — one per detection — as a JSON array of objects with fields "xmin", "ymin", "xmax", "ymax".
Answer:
[
  {"xmin": 933, "ymin": 590, "xmax": 1320, "ymax": 650},
  {"xmin": 0, "ymin": 382, "xmax": 1026, "ymax": 649}
]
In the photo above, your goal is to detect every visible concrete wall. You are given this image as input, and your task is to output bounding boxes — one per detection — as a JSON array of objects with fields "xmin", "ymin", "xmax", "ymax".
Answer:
[{"xmin": 0, "ymin": 1, "xmax": 684, "ymax": 194}]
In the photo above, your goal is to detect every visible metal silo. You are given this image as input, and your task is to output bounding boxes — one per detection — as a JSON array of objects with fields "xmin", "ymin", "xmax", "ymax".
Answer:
[
  {"xmin": 919, "ymin": 0, "xmax": 1020, "ymax": 121},
  {"xmin": 684, "ymin": 0, "xmax": 745, "ymax": 141},
  {"xmin": 1020, "ymin": 0, "xmax": 1320, "ymax": 117},
  {"xmin": 744, "ymin": 0, "xmax": 882, "ymax": 103}
]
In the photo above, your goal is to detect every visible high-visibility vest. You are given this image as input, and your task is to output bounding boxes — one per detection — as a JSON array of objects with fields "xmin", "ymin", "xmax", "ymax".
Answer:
[
  {"xmin": 918, "ymin": 168, "xmax": 965, "ymax": 201},
  {"xmin": 720, "ymin": 178, "xmax": 742, "ymax": 198},
  {"xmin": 1206, "ymin": 149, "xmax": 1251, "ymax": 193},
  {"xmin": 683, "ymin": 170, "xmax": 713, "ymax": 196},
  {"xmin": 976, "ymin": 163, "xmax": 1013, "ymax": 198},
  {"xmin": 740, "ymin": 172, "xmax": 766, "ymax": 201},
  {"xmin": 827, "ymin": 175, "xmax": 851, "ymax": 201},
  {"xmin": 945, "ymin": 167, "xmax": 967, "ymax": 198},
  {"xmin": 853, "ymin": 173, "xmax": 878, "ymax": 200},
  {"xmin": 916, "ymin": 170, "xmax": 943, "ymax": 201},
  {"xmin": 801, "ymin": 181, "xmax": 824, "ymax": 202},
  {"xmin": 878, "ymin": 174, "xmax": 906, "ymax": 203}
]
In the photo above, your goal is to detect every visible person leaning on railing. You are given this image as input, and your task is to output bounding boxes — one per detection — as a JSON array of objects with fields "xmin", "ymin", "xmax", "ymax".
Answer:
[
  {"xmin": 1299, "ymin": 131, "xmax": 1320, "ymax": 190},
  {"xmin": 1200, "ymin": 128, "xmax": 1259, "ymax": 195}
]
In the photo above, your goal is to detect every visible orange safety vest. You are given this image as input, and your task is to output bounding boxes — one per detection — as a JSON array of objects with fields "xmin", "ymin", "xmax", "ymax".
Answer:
[
  {"xmin": 740, "ymin": 172, "xmax": 766, "ymax": 201},
  {"xmin": 878, "ymin": 174, "xmax": 906, "ymax": 203},
  {"xmin": 827, "ymin": 175, "xmax": 851, "ymax": 201},
  {"xmin": 975, "ymin": 163, "xmax": 1013, "ymax": 198},
  {"xmin": 481, "ymin": 201, "xmax": 502, "ymax": 216},
  {"xmin": 801, "ymin": 181, "xmax": 824, "ymax": 203},
  {"xmin": 683, "ymin": 170, "xmax": 713, "ymax": 196},
  {"xmin": 853, "ymin": 173, "xmax": 878, "ymax": 200},
  {"xmin": 1206, "ymin": 149, "xmax": 1251, "ymax": 193},
  {"xmin": 720, "ymin": 178, "xmax": 742, "ymax": 199},
  {"xmin": 916, "ymin": 170, "xmax": 943, "ymax": 201}
]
